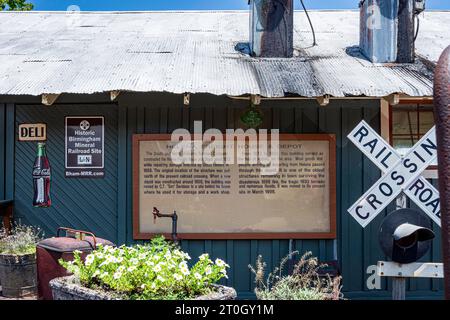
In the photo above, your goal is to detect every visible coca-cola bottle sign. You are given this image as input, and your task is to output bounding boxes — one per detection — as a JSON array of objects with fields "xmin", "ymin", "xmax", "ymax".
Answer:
[{"xmin": 33, "ymin": 142, "xmax": 52, "ymax": 208}]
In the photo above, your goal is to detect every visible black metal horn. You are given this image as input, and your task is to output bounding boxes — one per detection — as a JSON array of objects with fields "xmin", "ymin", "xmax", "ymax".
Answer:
[{"xmin": 433, "ymin": 45, "xmax": 450, "ymax": 300}]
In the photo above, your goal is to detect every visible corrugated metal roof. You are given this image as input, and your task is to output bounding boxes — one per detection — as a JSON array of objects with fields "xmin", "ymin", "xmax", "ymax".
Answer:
[{"xmin": 0, "ymin": 10, "xmax": 448, "ymax": 98}]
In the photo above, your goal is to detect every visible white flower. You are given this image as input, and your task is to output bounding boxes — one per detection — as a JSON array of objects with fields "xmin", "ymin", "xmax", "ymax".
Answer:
[
  {"xmin": 180, "ymin": 267, "xmax": 190, "ymax": 276},
  {"xmin": 164, "ymin": 251, "xmax": 172, "ymax": 259},
  {"xmin": 157, "ymin": 275, "xmax": 165, "ymax": 282},
  {"xmin": 138, "ymin": 253, "xmax": 146, "ymax": 260},
  {"xmin": 174, "ymin": 273, "xmax": 183, "ymax": 281},
  {"xmin": 215, "ymin": 258, "xmax": 225, "ymax": 267},
  {"xmin": 199, "ymin": 253, "xmax": 209, "ymax": 261},
  {"xmin": 99, "ymin": 260, "xmax": 110, "ymax": 267},
  {"xmin": 85, "ymin": 254, "xmax": 95, "ymax": 266},
  {"xmin": 151, "ymin": 283, "xmax": 156, "ymax": 289},
  {"xmin": 153, "ymin": 264, "xmax": 162, "ymax": 273},
  {"xmin": 116, "ymin": 256, "xmax": 123, "ymax": 263},
  {"xmin": 100, "ymin": 271, "xmax": 109, "ymax": 278},
  {"xmin": 118, "ymin": 265, "xmax": 126, "ymax": 272},
  {"xmin": 194, "ymin": 272, "xmax": 202, "ymax": 280},
  {"xmin": 205, "ymin": 266, "xmax": 212, "ymax": 275},
  {"xmin": 93, "ymin": 270, "xmax": 100, "ymax": 277},
  {"xmin": 127, "ymin": 266, "xmax": 137, "ymax": 272},
  {"xmin": 113, "ymin": 272, "xmax": 122, "ymax": 279},
  {"xmin": 73, "ymin": 250, "xmax": 82, "ymax": 255},
  {"xmin": 220, "ymin": 268, "xmax": 227, "ymax": 275},
  {"xmin": 140, "ymin": 284, "xmax": 146, "ymax": 289},
  {"xmin": 130, "ymin": 258, "xmax": 138, "ymax": 265},
  {"xmin": 146, "ymin": 260, "xmax": 154, "ymax": 267}
]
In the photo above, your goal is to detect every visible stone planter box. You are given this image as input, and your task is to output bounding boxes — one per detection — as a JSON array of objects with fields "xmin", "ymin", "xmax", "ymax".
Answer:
[{"xmin": 50, "ymin": 275, "xmax": 237, "ymax": 300}]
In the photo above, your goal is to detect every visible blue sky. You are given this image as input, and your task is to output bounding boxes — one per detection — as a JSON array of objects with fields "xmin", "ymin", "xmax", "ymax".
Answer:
[{"xmin": 31, "ymin": 0, "xmax": 450, "ymax": 11}]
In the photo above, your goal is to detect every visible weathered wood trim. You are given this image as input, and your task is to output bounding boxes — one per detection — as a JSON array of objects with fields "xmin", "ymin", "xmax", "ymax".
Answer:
[
  {"xmin": 41, "ymin": 94, "xmax": 60, "ymax": 106},
  {"xmin": 380, "ymin": 98, "xmax": 390, "ymax": 142}
]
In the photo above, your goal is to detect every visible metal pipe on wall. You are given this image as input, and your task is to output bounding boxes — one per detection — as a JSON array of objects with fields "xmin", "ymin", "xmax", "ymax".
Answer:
[{"xmin": 433, "ymin": 45, "xmax": 450, "ymax": 299}]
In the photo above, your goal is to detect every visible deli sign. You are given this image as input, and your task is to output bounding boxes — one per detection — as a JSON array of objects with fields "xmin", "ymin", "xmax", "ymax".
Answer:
[
  {"xmin": 347, "ymin": 121, "xmax": 440, "ymax": 228},
  {"xmin": 18, "ymin": 123, "xmax": 46, "ymax": 141}
]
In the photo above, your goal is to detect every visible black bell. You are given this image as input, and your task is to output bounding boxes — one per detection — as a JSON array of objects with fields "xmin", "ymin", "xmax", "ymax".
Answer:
[{"xmin": 379, "ymin": 208, "xmax": 435, "ymax": 264}]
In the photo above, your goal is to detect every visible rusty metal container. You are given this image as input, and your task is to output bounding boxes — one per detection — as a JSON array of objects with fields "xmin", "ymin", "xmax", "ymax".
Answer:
[{"xmin": 36, "ymin": 227, "xmax": 114, "ymax": 300}]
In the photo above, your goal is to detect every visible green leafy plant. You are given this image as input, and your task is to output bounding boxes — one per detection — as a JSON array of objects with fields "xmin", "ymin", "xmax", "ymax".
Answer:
[
  {"xmin": 59, "ymin": 236, "xmax": 230, "ymax": 300},
  {"xmin": 249, "ymin": 251, "xmax": 343, "ymax": 300},
  {"xmin": 0, "ymin": 0, "xmax": 33, "ymax": 11},
  {"xmin": 241, "ymin": 103, "xmax": 264, "ymax": 128},
  {"xmin": 0, "ymin": 222, "xmax": 43, "ymax": 255}
]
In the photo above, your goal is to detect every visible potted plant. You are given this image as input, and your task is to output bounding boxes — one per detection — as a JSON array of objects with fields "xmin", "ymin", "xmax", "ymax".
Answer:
[
  {"xmin": 249, "ymin": 251, "xmax": 343, "ymax": 300},
  {"xmin": 0, "ymin": 223, "xmax": 43, "ymax": 298},
  {"xmin": 51, "ymin": 236, "xmax": 236, "ymax": 300}
]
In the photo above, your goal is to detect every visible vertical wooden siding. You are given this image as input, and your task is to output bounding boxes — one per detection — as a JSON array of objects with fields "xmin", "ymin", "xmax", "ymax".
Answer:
[
  {"xmin": 0, "ymin": 103, "xmax": 5, "ymax": 201},
  {"xmin": 13, "ymin": 104, "xmax": 119, "ymax": 243},
  {"xmin": 120, "ymin": 95, "xmax": 442, "ymax": 298},
  {"xmin": 6, "ymin": 94, "xmax": 443, "ymax": 299},
  {"xmin": 0, "ymin": 103, "xmax": 14, "ymax": 202}
]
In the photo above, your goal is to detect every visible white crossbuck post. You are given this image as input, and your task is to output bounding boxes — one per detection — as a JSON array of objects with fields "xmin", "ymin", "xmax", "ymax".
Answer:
[{"xmin": 347, "ymin": 120, "xmax": 441, "ymax": 228}]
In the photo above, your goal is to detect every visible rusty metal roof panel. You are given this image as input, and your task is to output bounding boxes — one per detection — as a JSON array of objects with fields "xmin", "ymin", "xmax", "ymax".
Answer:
[{"xmin": 0, "ymin": 10, "xmax": 448, "ymax": 97}]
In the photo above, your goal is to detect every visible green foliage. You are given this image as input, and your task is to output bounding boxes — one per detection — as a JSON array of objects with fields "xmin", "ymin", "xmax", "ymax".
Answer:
[
  {"xmin": 0, "ymin": 222, "xmax": 43, "ymax": 255},
  {"xmin": 241, "ymin": 103, "xmax": 264, "ymax": 128},
  {"xmin": 59, "ymin": 236, "xmax": 230, "ymax": 300},
  {"xmin": 0, "ymin": 0, "xmax": 33, "ymax": 11},
  {"xmin": 249, "ymin": 251, "xmax": 343, "ymax": 300}
]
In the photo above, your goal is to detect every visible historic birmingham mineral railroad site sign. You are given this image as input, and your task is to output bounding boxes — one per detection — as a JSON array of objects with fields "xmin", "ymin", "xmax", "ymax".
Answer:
[{"xmin": 347, "ymin": 120, "xmax": 441, "ymax": 228}]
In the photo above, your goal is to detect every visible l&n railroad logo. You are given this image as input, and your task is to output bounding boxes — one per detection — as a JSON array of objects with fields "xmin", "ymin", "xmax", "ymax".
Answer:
[{"xmin": 347, "ymin": 120, "xmax": 441, "ymax": 228}]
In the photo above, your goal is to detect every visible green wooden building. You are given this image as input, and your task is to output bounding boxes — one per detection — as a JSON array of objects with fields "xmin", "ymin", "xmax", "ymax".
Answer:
[{"xmin": 1, "ymin": 10, "xmax": 449, "ymax": 299}]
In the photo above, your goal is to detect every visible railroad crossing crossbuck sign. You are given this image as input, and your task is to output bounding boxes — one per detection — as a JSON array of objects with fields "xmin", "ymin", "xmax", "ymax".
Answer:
[{"xmin": 347, "ymin": 120, "xmax": 441, "ymax": 228}]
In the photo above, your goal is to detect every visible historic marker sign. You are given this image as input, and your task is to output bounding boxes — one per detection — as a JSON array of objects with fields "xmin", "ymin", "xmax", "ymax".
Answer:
[
  {"xmin": 347, "ymin": 120, "xmax": 440, "ymax": 228},
  {"xmin": 65, "ymin": 116, "xmax": 105, "ymax": 178},
  {"xmin": 133, "ymin": 134, "xmax": 337, "ymax": 239}
]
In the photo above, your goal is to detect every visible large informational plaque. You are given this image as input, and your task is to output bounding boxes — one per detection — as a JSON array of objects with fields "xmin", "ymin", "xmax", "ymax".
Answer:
[{"xmin": 133, "ymin": 134, "xmax": 336, "ymax": 239}]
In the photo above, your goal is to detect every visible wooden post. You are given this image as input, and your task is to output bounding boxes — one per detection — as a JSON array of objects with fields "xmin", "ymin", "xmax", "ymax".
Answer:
[
  {"xmin": 392, "ymin": 277, "xmax": 406, "ymax": 300},
  {"xmin": 392, "ymin": 193, "xmax": 407, "ymax": 300},
  {"xmin": 0, "ymin": 200, "xmax": 14, "ymax": 235},
  {"xmin": 433, "ymin": 45, "xmax": 450, "ymax": 299}
]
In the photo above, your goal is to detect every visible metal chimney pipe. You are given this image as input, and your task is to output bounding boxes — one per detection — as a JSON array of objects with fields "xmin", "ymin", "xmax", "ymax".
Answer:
[
  {"xmin": 433, "ymin": 45, "xmax": 450, "ymax": 299},
  {"xmin": 396, "ymin": 0, "xmax": 415, "ymax": 63},
  {"xmin": 250, "ymin": 0, "xmax": 294, "ymax": 58},
  {"xmin": 359, "ymin": 0, "xmax": 420, "ymax": 63}
]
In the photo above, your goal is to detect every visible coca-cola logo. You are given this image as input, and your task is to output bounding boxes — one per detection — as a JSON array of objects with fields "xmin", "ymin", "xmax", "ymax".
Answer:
[{"xmin": 33, "ymin": 168, "xmax": 51, "ymax": 177}]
